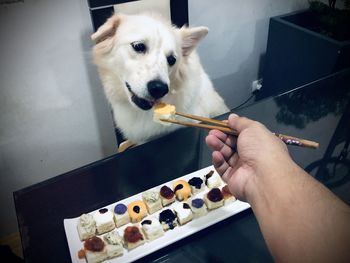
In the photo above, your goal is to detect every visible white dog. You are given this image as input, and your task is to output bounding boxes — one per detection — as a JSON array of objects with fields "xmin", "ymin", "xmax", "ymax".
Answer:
[{"xmin": 91, "ymin": 13, "xmax": 228, "ymax": 148}]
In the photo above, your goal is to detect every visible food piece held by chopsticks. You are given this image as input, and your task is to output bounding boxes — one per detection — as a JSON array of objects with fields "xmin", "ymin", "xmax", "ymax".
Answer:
[{"xmin": 153, "ymin": 103, "xmax": 176, "ymax": 126}]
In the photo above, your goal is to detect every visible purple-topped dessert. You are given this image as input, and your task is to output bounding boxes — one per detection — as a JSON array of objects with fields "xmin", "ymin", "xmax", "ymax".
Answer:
[
  {"xmin": 114, "ymin": 203, "xmax": 130, "ymax": 227},
  {"xmin": 191, "ymin": 198, "xmax": 204, "ymax": 208},
  {"xmin": 190, "ymin": 198, "xmax": 207, "ymax": 217},
  {"xmin": 114, "ymin": 204, "xmax": 127, "ymax": 215}
]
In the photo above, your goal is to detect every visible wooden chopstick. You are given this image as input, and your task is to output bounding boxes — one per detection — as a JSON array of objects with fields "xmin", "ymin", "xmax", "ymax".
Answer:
[
  {"xmin": 175, "ymin": 111, "xmax": 229, "ymax": 128},
  {"xmin": 161, "ymin": 118, "xmax": 237, "ymax": 135},
  {"xmin": 161, "ymin": 112, "xmax": 320, "ymax": 149}
]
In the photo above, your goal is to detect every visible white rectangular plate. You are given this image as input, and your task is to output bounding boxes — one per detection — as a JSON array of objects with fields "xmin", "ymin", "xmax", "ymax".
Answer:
[{"xmin": 64, "ymin": 165, "xmax": 250, "ymax": 263}]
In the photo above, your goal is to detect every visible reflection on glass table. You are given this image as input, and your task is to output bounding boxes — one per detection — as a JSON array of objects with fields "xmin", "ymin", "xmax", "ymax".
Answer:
[{"xmin": 14, "ymin": 69, "xmax": 350, "ymax": 263}]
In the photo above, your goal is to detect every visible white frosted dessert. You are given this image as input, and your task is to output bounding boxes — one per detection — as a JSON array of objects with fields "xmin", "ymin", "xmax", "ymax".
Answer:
[
  {"xmin": 113, "ymin": 203, "xmax": 130, "ymax": 227},
  {"xmin": 103, "ymin": 231, "xmax": 124, "ymax": 259},
  {"xmin": 204, "ymin": 188, "xmax": 224, "ymax": 210},
  {"xmin": 205, "ymin": 170, "xmax": 222, "ymax": 188},
  {"xmin": 142, "ymin": 190, "xmax": 163, "ymax": 214},
  {"xmin": 93, "ymin": 208, "xmax": 115, "ymax": 234},
  {"xmin": 190, "ymin": 198, "xmax": 208, "ymax": 218},
  {"xmin": 77, "ymin": 213, "xmax": 96, "ymax": 241},
  {"xmin": 173, "ymin": 202, "xmax": 193, "ymax": 225},
  {"xmin": 83, "ymin": 236, "xmax": 108, "ymax": 263},
  {"xmin": 141, "ymin": 217, "xmax": 164, "ymax": 240},
  {"xmin": 153, "ymin": 103, "xmax": 176, "ymax": 125}
]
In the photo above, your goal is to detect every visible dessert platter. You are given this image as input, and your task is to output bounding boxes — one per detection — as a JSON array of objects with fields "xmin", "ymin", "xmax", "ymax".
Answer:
[{"xmin": 64, "ymin": 165, "xmax": 251, "ymax": 263}]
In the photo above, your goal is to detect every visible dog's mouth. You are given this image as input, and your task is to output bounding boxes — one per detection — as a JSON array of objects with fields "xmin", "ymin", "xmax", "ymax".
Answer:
[{"xmin": 125, "ymin": 82, "xmax": 155, "ymax": 110}]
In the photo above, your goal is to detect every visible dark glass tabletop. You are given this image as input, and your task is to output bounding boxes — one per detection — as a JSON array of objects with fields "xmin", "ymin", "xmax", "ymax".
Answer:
[{"xmin": 14, "ymin": 69, "xmax": 350, "ymax": 263}]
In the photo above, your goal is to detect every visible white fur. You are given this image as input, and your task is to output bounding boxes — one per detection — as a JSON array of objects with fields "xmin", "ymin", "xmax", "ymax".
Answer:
[{"xmin": 92, "ymin": 13, "xmax": 229, "ymax": 144}]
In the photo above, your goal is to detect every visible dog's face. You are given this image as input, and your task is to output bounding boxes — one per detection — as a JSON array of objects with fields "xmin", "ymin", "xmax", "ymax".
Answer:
[{"xmin": 92, "ymin": 14, "xmax": 208, "ymax": 111}]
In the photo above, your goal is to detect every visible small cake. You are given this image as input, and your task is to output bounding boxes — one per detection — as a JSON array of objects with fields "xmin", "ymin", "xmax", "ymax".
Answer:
[
  {"xmin": 221, "ymin": 185, "xmax": 236, "ymax": 205},
  {"xmin": 204, "ymin": 188, "xmax": 224, "ymax": 210},
  {"xmin": 159, "ymin": 209, "xmax": 178, "ymax": 231},
  {"xmin": 190, "ymin": 198, "xmax": 208, "ymax": 218},
  {"xmin": 113, "ymin": 203, "xmax": 130, "ymax": 227},
  {"xmin": 173, "ymin": 202, "xmax": 193, "ymax": 225},
  {"xmin": 93, "ymin": 208, "xmax": 115, "ymax": 235},
  {"xmin": 127, "ymin": 200, "xmax": 147, "ymax": 223},
  {"xmin": 205, "ymin": 170, "xmax": 221, "ymax": 188},
  {"xmin": 77, "ymin": 213, "xmax": 96, "ymax": 241},
  {"xmin": 173, "ymin": 180, "xmax": 191, "ymax": 201},
  {"xmin": 141, "ymin": 217, "xmax": 164, "ymax": 240},
  {"xmin": 159, "ymin": 185, "xmax": 176, "ymax": 206},
  {"xmin": 142, "ymin": 190, "xmax": 163, "ymax": 214},
  {"xmin": 83, "ymin": 236, "xmax": 108, "ymax": 263},
  {"xmin": 188, "ymin": 177, "xmax": 205, "ymax": 194},
  {"xmin": 153, "ymin": 103, "xmax": 176, "ymax": 125},
  {"xmin": 103, "ymin": 231, "xmax": 124, "ymax": 259},
  {"xmin": 123, "ymin": 226, "xmax": 145, "ymax": 250}
]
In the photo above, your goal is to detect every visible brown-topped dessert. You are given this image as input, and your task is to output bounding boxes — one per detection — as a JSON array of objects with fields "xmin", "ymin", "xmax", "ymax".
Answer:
[{"xmin": 221, "ymin": 185, "xmax": 236, "ymax": 205}]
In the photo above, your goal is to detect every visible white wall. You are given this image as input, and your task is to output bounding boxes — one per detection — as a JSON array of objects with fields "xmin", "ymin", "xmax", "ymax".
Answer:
[
  {"xmin": 0, "ymin": 0, "xmax": 310, "ymax": 238},
  {"xmin": 189, "ymin": 0, "xmax": 309, "ymax": 109},
  {"xmin": 0, "ymin": 0, "xmax": 117, "ymax": 237}
]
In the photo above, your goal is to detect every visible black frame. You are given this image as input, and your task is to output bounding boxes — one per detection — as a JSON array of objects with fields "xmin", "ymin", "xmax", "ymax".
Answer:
[{"xmin": 87, "ymin": 0, "xmax": 189, "ymax": 31}]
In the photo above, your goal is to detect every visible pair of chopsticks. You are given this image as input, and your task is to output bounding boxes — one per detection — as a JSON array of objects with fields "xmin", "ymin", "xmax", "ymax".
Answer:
[{"xmin": 160, "ymin": 112, "xmax": 319, "ymax": 149}]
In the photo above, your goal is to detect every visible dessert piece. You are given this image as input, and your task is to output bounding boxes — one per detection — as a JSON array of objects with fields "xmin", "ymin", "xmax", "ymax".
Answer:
[
  {"xmin": 77, "ymin": 213, "xmax": 96, "ymax": 241},
  {"xmin": 83, "ymin": 236, "xmax": 107, "ymax": 263},
  {"xmin": 127, "ymin": 200, "xmax": 147, "ymax": 223},
  {"xmin": 221, "ymin": 185, "xmax": 236, "ymax": 205},
  {"xmin": 204, "ymin": 188, "xmax": 224, "ymax": 210},
  {"xmin": 153, "ymin": 103, "xmax": 176, "ymax": 125},
  {"xmin": 103, "ymin": 231, "xmax": 124, "ymax": 259},
  {"xmin": 173, "ymin": 202, "xmax": 193, "ymax": 225},
  {"xmin": 93, "ymin": 208, "xmax": 115, "ymax": 235},
  {"xmin": 205, "ymin": 170, "xmax": 221, "ymax": 188},
  {"xmin": 159, "ymin": 209, "xmax": 177, "ymax": 231},
  {"xmin": 173, "ymin": 180, "xmax": 191, "ymax": 201},
  {"xmin": 159, "ymin": 185, "xmax": 176, "ymax": 206},
  {"xmin": 141, "ymin": 217, "xmax": 164, "ymax": 240},
  {"xmin": 113, "ymin": 203, "xmax": 130, "ymax": 227},
  {"xmin": 123, "ymin": 226, "xmax": 145, "ymax": 250},
  {"xmin": 188, "ymin": 176, "xmax": 204, "ymax": 194},
  {"xmin": 142, "ymin": 190, "xmax": 163, "ymax": 214},
  {"xmin": 190, "ymin": 198, "xmax": 208, "ymax": 218}
]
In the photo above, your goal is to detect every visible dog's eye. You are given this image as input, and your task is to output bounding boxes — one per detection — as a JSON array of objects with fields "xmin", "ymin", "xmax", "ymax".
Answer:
[
  {"xmin": 167, "ymin": 55, "xmax": 176, "ymax": 66},
  {"xmin": 131, "ymin": 42, "xmax": 146, "ymax": 53}
]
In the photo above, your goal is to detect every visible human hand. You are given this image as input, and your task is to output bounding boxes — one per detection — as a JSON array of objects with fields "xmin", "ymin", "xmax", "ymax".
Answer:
[{"xmin": 205, "ymin": 114, "xmax": 293, "ymax": 202}]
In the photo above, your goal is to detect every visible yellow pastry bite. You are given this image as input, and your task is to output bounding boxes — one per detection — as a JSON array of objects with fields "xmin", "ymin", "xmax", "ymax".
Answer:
[
  {"xmin": 173, "ymin": 180, "xmax": 191, "ymax": 201},
  {"xmin": 153, "ymin": 103, "xmax": 176, "ymax": 125},
  {"xmin": 127, "ymin": 200, "xmax": 147, "ymax": 223}
]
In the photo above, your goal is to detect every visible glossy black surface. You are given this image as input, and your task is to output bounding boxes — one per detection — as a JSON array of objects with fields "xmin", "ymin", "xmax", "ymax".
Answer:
[{"xmin": 14, "ymin": 70, "xmax": 350, "ymax": 263}]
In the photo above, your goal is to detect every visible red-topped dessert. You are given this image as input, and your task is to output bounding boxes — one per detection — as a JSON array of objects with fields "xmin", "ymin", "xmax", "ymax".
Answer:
[
  {"xmin": 123, "ymin": 226, "xmax": 145, "ymax": 250},
  {"xmin": 160, "ymin": 185, "xmax": 176, "ymax": 206},
  {"xmin": 204, "ymin": 188, "xmax": 224, "ymax": 210},
  {"xmin": 83, "ymin": 236, "xmax": 107, "ymax": 263}
]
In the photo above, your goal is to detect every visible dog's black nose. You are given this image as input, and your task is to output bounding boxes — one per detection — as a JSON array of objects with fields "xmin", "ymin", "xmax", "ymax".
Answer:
[{"xmin": 147, "ymin": 80, "xmax": 169, "ymax": 99}]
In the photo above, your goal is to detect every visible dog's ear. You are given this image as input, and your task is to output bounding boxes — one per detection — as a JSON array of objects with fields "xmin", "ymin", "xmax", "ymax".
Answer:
[
  {"xmin": 91, "ymin": 15, "xmax": 121, "ymax": 44},
  {"xmin": 180, "ymin": 26, "xmax": 208, "ymax": 56}
]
